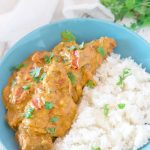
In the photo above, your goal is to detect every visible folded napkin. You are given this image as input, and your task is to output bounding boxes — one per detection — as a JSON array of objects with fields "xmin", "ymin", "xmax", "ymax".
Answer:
[{"xmin": 0, "ymin": 0, "xmax": 59, "ymax": 58}]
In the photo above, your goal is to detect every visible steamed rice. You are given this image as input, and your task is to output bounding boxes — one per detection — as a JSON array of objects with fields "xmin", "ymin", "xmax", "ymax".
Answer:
[{"xmin": 53, "ymin": 53, "xmax": 150, "ymax": 150}]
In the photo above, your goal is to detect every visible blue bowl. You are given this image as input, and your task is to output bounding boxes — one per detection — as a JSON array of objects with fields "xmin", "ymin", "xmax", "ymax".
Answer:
[{"xmin": 0, "ymin": 18, "xmax": 150, "ymax": 150}]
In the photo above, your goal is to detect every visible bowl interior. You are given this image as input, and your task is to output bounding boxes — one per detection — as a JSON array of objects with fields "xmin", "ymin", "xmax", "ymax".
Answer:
[{"xmin": 0, "ymin": 18, "xmax": 150, "ymax": 150}]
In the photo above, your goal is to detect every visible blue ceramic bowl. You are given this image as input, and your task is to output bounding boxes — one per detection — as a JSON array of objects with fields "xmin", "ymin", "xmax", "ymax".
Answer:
[{"xmin": 0, "ymin": 18, "xmax": 150, "ymax": 150}]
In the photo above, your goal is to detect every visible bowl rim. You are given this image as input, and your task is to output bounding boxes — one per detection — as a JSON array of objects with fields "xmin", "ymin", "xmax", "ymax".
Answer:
[
  {"xmin": 1, "ymin": 18, "xmax": 150, "ymax": 149},
  {"xmin": 0, "ymin": 18, "xmax": 150, "ymax": 66}
]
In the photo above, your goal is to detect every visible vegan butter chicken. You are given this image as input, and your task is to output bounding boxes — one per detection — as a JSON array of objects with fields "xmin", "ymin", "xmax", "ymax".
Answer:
[{"xmin": 2, "ymin": 31, "xmax": 116, "ymax": 150}]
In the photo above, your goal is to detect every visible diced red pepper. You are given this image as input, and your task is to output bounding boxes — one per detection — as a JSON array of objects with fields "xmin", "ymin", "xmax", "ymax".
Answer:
[
  {"xmin": 32, "ymin": 97, "xmax": 43, "ymax": 110},
  {"xmin": 15, "ymin": 87, "xmax": 27, "ymax": 104},
  {"xmin": 72, "ymin": 50, "xmax": 79, "ymax": 69},
  {"xmin": 57, "ymin": 78, "xmax": 65, "ymax": 86}
]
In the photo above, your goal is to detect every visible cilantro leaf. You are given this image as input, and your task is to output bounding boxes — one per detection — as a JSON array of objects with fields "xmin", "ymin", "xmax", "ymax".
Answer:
[
  {"xmin": 61, "ymin": 31, "xmax": 76, "ymax": 42},
  {"xmin": 40, "ymin": 73, "xmax": 46, "ymax": 81},
  {"xmin": 86, "ymin": 80, "xmax": 96, "ymax": 89},
  {"xmin": 30, "ymin": 67, "xmax": 41, "ymax": 78},
  {"xmin": 44, "ymin": 52, "xmax": 54, "ymax": 64},
  {"xmin": 10, "ymin": 63, "xmax": 27, "ymax": 71},
  {"xmin": 44, "ymin": 101, "xmax": 53, "ymax": 110},
  {"xmin": 97, "ymin": 47, "xmax": 106, "ymax": 57},
  {"xmin": 100, "ymin": 0, "xmax": 150, "ymax": 29},
  {"xmin": 69, "ymin": 45, "xmax": 78, "ymax": 51},
  {"xmin": 79, "ymin": 42, "xmax": 85, "ymax": 49},
  {"xmin": 118, "ymin": 103, "xmax": 126, "ymax": 109},
  {"xmin": 92, "ymin": 146, "xmax": 101, "ymax": 150},
  {"xmin": 103, "ymin": 104, "xmax": 109, "ymax": 117},
  {"xmin": 22, "ymin": 84, "xmax": 31, "ymax": 90},
  {"xmin": 116, "ymin": 68, "xmax": 132, "ymax": 88},
  {"xmin": 11, "ymin": 80, "xmax": 16, "ymax": 87},
  {"xmin": 50, "ymin": 116, "xmax": 59, "ymax": 123},
  {"xmin": 24, "ymin": 107, "xmax": 34, "ymax": 119},
  {"xmin": 67, "ymin": 72, "xmax": 76, "ymax": 85},
  {"xmin": 46, "ymin": 127, "xmax": 56, "ymax": 135}
]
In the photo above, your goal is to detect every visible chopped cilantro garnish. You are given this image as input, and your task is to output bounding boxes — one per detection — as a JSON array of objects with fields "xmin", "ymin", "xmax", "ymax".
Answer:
[
  {"xmin": 24, "ymin": 107, "xmax": 34, "ymax": 119},
  {"xmin": 50, "ymin": 116, "xmax": 59, "ymax": 123},
  {"xmin": 11, "ymin": 80, "xmax": 16, "ymax": 87},
  {"xmin": 100, "ymin": 0, "xmax": 150, "ymax": 30},
  {"xmin": 22, "ymin": 84, "xmax": 31, "ymax": 90},
  {"xmin": 10, "ymin": 63, "xmax": 27, "ymax": 71},
  {"xmin": 33, "ymin": 77, "xmax": 40, "ymax": 83},
  {"xmin": 44, "ymin": 52, "xmax": 54, "ymax": 64},
  {"xmin": 30, "ymin": 67, "xmax": 41, "ymax": 78},
  {"xmin": 40, "ymin": 73, "xmax": 46, "ymax": 81},
  {"xmin": 61, "ymin": 31, "xmax": 76, "ymax": 42},
  {"xmin": 103, "ymin": 104, "xmax": 109, "ymax": 117},
  {"xmin": 67, "ymin": 72, "xmax": 76, "ymax": 85},
  {"xmin": 44, "ymin": 101, "xmax": 53, "ymax": 110},
  {"xmin": 30, "ymin": 67, "xmax": 46, "ymax": 83},
  {"xmin": 118, "ymin": 103, "xmax": 126, "ymax": 109},
  {"xmin": 69, "ymin": 45, "xmax": 78, "ymax": 51},
  {"xmin": 92, "ymin": 146, "xmax": 101, "ymax": 150},
  {"xmin": 97, "ymin": 47, "xmax": 106, "ymax": 57},
  {"xmin": 33, "ymin": 73, "xmax": 46, "ymax": 83},
  {"xmin": 86, "ymin": 80, "xmax": 95, "ymax": 89},
  {"xmin": 46, "ymin": 127, "xmax": 56, "ymax": 135},
  {"xmin": 79, "ymin": 42, "xmax": 84, "ymax": 49},
  {"xmin": 116, "ymin": 68, "xmax": 132, "ymax": 88},
  {"xmin": 69, "ymin": 42, "xmax": 84, "ymax": 51}
]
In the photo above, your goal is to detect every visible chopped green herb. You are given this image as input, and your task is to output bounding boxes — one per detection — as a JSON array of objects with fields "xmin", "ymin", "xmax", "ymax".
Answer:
[
  {"xmin": 32, "ymin": 72, "xmax": 46, "ymax": 83},
  {"xmin": 97, "ymin": 47, "xmax": 106, "ymax": 57},
  {"xmin": 116, "ymin": 68, "xmax": 132, "ymax": 88},
  {"xmin": 46, "ymin": 127, "xmax": 56, "ymax": 135},
  {"xmin": 44, "ymin": 52, "xmax": 54, "ymax": 64},
  {"xmin": 69, "ymin": 45, "xmax": 78, "ymax": 51},
  {"xmin": 44, "ymin": 101, "xmax": 53, "ymax": 110},
  {"xmin": 62, "ymin": 57, "xmax": 68, "ymax": 63},
  {"xmin": 92, "ymin": 146, "xmax": 101, "ymax": 150},
  {"xmin": 10, "ymin": 63, "xmax": 27, "ymax": 71},
  {"xmin": 103, "ymin": 104, "xmax": 109, "ymax": 117},
  {"xmin": 100, "ymin": 0, "xmax": 150, "ymax": 29},
  {"xmin": 40, "ymin": 73, "xmax": 46, "ymax": 81},
  {"xmin": 79, "ymin": 42, "xmax": 85, "ymax": 49},
  {"xmin": 29, "ymin": 67, "xmax": 45, "ymax": 83},
  {"xmin": 118, "ymin": 103, "xmax": 126, "ymax": 109},
  {"xmin": 50, "ymin": 116, "xmax": 59, "ymax": 123},
  {"xmin": 86, "ymin": 80, "xmax": 95, "ymax": 89},
  {"xmin": 54, "ymin": 56, "xmax": 60, "ymax": 62},
  {"xmin": 11, "ymin": 80, "xmax": 16, "ymax": 87},
  {"xmin": 33, "ymin": 77, "xmax": 40, "ymax": 83},
  {"xmin": 67, "ymin": 72, "xmax": 76, "ymax": 85},
  {"xmin": 61, "ymin": 31, "xmax": 76, "ymax": 42},
  {"xmin": 30, "ymin": 67, "xmax": 41, "ymax": 78},
  {"xmin": 22, "ymin": 84, "xmax": 31, "ymax": 90},
  {"xmin": 24, "ymin": 107, "xmax": 34, "ymax": 119}
]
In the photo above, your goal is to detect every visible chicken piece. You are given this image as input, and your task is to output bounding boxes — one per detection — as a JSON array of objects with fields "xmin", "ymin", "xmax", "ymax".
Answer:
[
  {"xmin": 16, "ymin": 37, "xmax": 116, "ymax": 150},
  {"xmin": 16, "ymin": 63, "xmax": 77, "ymax": 150},
  {"xmin": 2, "ymin": 51, "xmax": 50, "ymax": 129},
  {"xmin": 16, "ymin": 125, "xmax": 52, "ymax": 150},
  {"xmin": 2, "ymin": 36, "xmax": 116, "ymax": 150}
]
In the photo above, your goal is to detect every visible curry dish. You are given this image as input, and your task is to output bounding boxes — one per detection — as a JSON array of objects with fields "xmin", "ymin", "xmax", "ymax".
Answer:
[{"xmin": 2, "ymin": 31, "xmax": 116, "ymax": 150}]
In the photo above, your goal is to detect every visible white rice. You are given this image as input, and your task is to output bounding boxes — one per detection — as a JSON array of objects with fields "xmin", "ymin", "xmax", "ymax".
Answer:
[{"xmin": 53, "ymin": 53, "xmax": 150, "ymax": 150}]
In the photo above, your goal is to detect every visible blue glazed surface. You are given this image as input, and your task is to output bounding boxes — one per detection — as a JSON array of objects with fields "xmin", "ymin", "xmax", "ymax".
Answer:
[{"xmin": 0, "ymin": 18, "xmax": 150, "ymax": 150}]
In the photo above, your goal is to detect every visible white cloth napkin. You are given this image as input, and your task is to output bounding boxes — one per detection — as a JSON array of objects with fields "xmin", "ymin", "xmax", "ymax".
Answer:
[
  {"xmin": 0, "ymin": 0, "xmax": 150, "ymax": 59},
  {"xmin": 0, "ymin": 0, "xmax": 59, "ymax": 58}
]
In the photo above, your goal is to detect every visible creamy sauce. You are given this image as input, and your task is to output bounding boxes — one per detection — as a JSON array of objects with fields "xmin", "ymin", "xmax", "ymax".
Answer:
[{"xmin": 2, "ymin": 36, "xmax": 116, "ymax": 150}]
